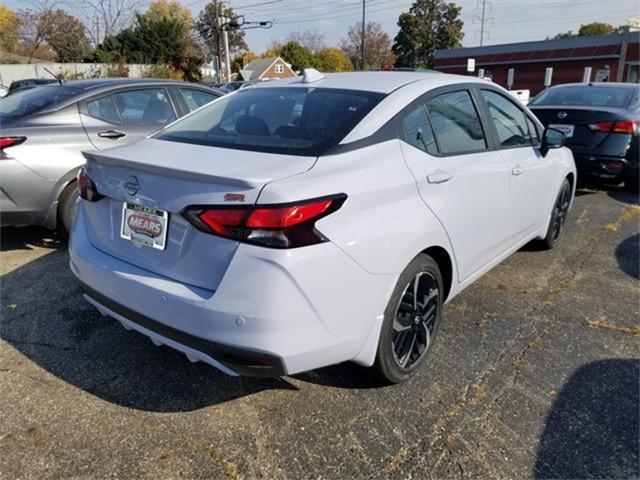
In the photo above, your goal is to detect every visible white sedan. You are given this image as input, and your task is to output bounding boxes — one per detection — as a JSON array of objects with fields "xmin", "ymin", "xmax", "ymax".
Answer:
[{"xmin": 70, "ymin": 70, "xmax": 576, "ymax": 383}]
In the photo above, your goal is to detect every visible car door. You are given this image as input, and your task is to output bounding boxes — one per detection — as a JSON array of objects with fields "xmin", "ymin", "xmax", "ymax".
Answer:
[
  {"xmin": 477, "ymin": 88, "xmax": 554, "ymax": 241},
  {"xmin": 398, "ymin": 87, "xmax": 511, "ymax": 282},
  {"xmin": 80, "ymin": 87, "xmax": 177, "ymax": 150}
]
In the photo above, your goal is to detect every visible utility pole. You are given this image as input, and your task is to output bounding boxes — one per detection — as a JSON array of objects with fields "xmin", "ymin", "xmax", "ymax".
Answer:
[
  {"xmin": 473, "ymin": 0, "xmax": 493, "ymax": 47},
  {"xmin": 214, "ymin": 0, "xmax": 223, "ymax": 82},
  {"xmin": 223, "ymin": 26, "xmax": 231, "ymax": 83},
  {"xmin": 360, "ymin": 0, "xmax": 366, "ymax": 70}
]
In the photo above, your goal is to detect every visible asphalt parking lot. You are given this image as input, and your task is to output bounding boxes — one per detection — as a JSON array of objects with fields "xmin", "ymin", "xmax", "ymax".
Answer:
[{"xmin": 1, "ymin": 187, "xmax": 638, "ymax": 479}]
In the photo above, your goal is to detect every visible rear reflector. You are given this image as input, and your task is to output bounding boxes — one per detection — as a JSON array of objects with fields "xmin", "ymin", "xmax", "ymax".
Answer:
[
  {"xmin": 183, "ymin": 194, "xmax": 346, "ymax": 249},
  {"xmin": 588, "ymin": 121, "xmax": 640, "ymax": 135}
]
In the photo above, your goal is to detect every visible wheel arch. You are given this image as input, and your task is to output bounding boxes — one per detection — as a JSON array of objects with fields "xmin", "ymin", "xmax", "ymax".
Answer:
[
  {"xmin": 43, "ymin": 166, "xmax": 82, "ymax": 229},
  {"xmin": 421, "ymin": 245, "xmax": 453, "ymax": 302}
]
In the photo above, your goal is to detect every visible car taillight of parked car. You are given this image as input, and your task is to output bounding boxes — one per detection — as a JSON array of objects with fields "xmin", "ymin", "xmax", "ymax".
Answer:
[
  {"xmin": 77, "ymin": 167, "xmax": 103, "ymax": 202},
  {"xmin": 0, "ymin": 136, "xmax": 26, "ymax": 159},
  {"xmin": 588, "ymin": 120, "xmax": 640, "ymax": 135},
  {"xmin": 183, "ymin": 194, "xmax": 347, "ymax": 249}
]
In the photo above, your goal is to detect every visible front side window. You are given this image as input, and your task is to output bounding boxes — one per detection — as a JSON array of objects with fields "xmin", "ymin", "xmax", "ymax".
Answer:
[
  {"xmin": 425, "ymin": 91, "xmax": 486, "ymax": 155},
  {"xmin": 179, "ymin": 88, "xmax": 217, "ymax": 112},
  {"xmin": 111, "ymin": 88, "xmax": 176, "ymax": 124},
  {"xmin": 401, "ymin": 105, "xmax": 438, "ymax": 155},
  {"xmin": 86, "ymin": 96, "xmax": 120, "ymax": 123},
  {"xmin": 481, "ymin": 90, "xmax": 535, "ymax": 148},
  {"xmin": 155, "ymin": 87, "xmax": 384, "ymax": 156}
]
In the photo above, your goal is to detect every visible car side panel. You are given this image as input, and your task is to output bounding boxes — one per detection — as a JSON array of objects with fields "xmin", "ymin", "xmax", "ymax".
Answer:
[{"xmin": 256, "ymin": 139, "xmax": 459, "ymax": 283}]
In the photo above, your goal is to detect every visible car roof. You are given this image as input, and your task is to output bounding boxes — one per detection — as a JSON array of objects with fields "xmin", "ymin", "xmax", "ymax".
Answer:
[
  {"xmin": 249, "ymin": 71, "xmax": 484, "ymax": 94},
  {"xmin": 60, "ymin": 77, "xmax": 206, "ymax": 90},
  {"xmin": 545, "ymin": 82, "xmax": 639, "ymax": 90}
]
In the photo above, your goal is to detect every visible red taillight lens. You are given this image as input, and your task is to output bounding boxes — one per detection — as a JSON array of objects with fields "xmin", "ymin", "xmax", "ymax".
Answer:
[
  {"xmin": 0, "ymin": 136, "xmax": 26, "ymax": 159},
  {"xmin": 588, "ymin": 121, "xmax": 640, "ymax": 134},
  {"xmin": 77, "ymin": 167, "xmax": 103, "ymax": 202},
  {"xmin": 183, "ymin": 195, "xmax": 346, "ymax": 249},
  {"xmin": 198, "ymin": 208, "xmax": 248, "ymax": 237}
]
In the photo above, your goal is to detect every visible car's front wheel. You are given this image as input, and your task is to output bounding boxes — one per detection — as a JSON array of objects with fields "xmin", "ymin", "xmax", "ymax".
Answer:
[
  {"xmin": 540, "ymin": 178, "xmax": 571, "ymax": 250},
  {"xmin": 372, "ymin": 254, "xmax": 443, "ymax": 384}
]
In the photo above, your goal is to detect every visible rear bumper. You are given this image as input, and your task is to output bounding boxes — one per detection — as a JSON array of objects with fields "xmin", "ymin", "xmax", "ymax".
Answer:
[
  {"xmin": 69, "ymin": 201, "xmax": 395, "ymax": 376},
  {"xmin": 572, "ymin": 154, "xmax": 636, "ymax": 180}
]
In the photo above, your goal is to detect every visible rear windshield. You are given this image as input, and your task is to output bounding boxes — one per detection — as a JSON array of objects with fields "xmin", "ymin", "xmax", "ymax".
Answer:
[
  {"xmin": 0, "ymin": 85, "xmax": 80, "ymax": 124},
  {"xmin": 530, "ymin": 85, "xmax": 634, "ymax": 108},
  {"xmin": 155, "ymin": 87, "xmax": 385, "ymax": 156}
]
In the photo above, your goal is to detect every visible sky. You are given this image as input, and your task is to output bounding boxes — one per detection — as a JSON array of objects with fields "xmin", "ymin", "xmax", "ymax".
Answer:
[
  {"xmin": 4, "ymin": 0, "xmax": 639, "ymax": 52},
  {"xmin": 218, "ymin": 0, "xmax": 640, "ymax": 52}
]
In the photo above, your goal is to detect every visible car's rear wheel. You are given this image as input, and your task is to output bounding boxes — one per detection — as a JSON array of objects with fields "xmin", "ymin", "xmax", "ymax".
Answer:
[
  {"xmin": 540, "ymin": 178, "xmax": 571, "ymax": 250},
  {"xmin": 58, "ymin": 181, "xmax": 79, "ymax": 238},
  {"xmin": 372, "ymin": 254, "xmax": 443, "ymax": 384},
  {"xmin": 624, "ymin": 174, "xmax": 639, "ymax": 193}
]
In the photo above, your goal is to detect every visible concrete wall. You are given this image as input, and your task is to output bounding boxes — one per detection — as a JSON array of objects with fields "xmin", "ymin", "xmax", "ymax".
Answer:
[{"xmin": 0, "ymin": 63, "xmax": 153, "ymax": 86}]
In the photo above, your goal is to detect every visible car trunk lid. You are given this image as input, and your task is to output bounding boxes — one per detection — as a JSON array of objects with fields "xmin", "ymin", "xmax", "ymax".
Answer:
[
  {"xmin": 529, "ymin": 105, "xmax": 630, "ymax": 148},
  {"xmin": 82, "ymin": 138, "xmax": 316, "ymax": 291}
]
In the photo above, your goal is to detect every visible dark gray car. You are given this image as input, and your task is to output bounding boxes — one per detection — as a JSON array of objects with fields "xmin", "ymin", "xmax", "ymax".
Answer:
[{"xmin": 0, "ymin": 78, "xmax": 222, "ymax": 234}]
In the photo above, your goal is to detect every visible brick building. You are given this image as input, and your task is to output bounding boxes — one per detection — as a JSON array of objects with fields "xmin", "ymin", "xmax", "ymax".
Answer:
[{"xmin": 433, "ymin": 31, "xmax": 639, "ymax": 95}]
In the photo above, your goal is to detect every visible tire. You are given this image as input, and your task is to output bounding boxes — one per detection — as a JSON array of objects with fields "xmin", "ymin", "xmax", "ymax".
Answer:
[
  {"xmin": 372, "ymin": 254, "xmax": 443, "ymax": 384},
  {"xmin": 57, "ymin": 181, "xmax": 79, "ymax": 238},
  {"xmin": 540, "ymin": 178, "xmax": 571, "ymax": 250},
  {"xmin": 624, "ymin": 174, "xmax": 639, "ymax": 193}
]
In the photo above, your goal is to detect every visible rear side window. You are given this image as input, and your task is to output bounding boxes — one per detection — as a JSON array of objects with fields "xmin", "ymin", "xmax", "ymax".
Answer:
[
  {"xmin": 481, "ymin": 90, "xmax": 536, "ymax": 148},
  {"xmin": 401, "ymin": 105, "xmax": 438, "ymax": 155},
  {"xmin": 0, "ymin": 86, "xmax": 79, "ymax": 124},
  {"xmin": 155, "ymin": 87, "xmax": 384, "ymax": 156},
  {"xmin": 111, "ymin": 89, "xmax": 176, "ymax": 124},
  {"xmin": 425, "ymin": 91, "xmax": 487, "ymax": 155},
  {"xmin": 86, "ymin": 96, "xmax": 120, "ymax": 123},
  {"xmin": 179, "ymin": 88, "xmax": 217, "ymax": 112}
]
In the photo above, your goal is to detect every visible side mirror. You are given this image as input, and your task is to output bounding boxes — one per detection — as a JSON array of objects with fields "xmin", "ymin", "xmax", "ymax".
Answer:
[{"xmin": 540, "ymin": 127, "xmax": 565, "ymax": 157}]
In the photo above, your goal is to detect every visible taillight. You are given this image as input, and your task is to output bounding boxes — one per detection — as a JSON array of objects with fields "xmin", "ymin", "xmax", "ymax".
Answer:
[
  {"xmin": 183, "ymin": 194, "xmax": 346, "ymax": 249},
  {"xmin": 588, "ymin": 121, "xmax": 640, "ymax": 135},
  {"xmin": 0, "ymin": 136, "xmax": 26, "ymax": 159},
  {"xmin": 77, "ymin": 167, "xmax": 103, "ymax": 202}
]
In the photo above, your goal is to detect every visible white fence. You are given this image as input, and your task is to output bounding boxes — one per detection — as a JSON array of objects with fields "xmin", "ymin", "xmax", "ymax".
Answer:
[{"xmin": 0, "ymin": 63, "xmax": 154, "ymax": 86}]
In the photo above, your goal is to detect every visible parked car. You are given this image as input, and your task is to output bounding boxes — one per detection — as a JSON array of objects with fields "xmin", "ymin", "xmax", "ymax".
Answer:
[
  {"xmin": 529, "ymin": 82, "xmax": 639, "ymax": 191},
  {"xmin": 0, "ymin": 78, "xmax": 223, "ymax": 234},
  {"xmin": 70, "ymin": 70, "xmax": 575, "ymax": 383},
  {"xmin": 7, "ymin": 78, "xmax": 58, "ymax": 94}
]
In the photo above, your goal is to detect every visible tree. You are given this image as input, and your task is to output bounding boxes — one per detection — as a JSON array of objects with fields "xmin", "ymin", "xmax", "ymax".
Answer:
[
  {"xmin": 392, "ymin": 0, "xmax": 463, "ymax": 69},
  {"xmin": 144, "ymin": 0, "xmax": 193, "ymax": 26},
  {"xmin": 197, "ymin": 2, "xmax": 247, "ymax": 60},
  {"xmin": 279, "ymin": 40, "xmax": 313, "ymax": 72},
  {"xmin": 78, "ymin": 0, "xmax": 142, "ymax": 45},
  {"xmin": 0, "ymin": 6, "xmax": 20, "ymax": 53},
  {"xmin": 340, "ymin": 21, "xmax": 395, "ymax": 70},
  {"xmin": 287, "ymin": 29, "xmax": 325, "ymax": 54},
  {"xmin": 313, "ymin": 48, "xmax": 353, "ymax": 72},
  {"xmin": 96, "ymin": 12, "xmax": 204, "ymax": 80},
  {"xmin": 41, "ymin": 10, "xmax": 91, "ymax": 62},
  {"xmin": 553, "ymin": 22, "xmax": 620, "ymax": 39}
]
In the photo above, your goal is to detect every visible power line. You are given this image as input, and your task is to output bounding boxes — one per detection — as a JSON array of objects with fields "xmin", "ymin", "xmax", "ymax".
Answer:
[{"xmin": 473, "ymin": 0, "xmax": 493, "ymax": 46}]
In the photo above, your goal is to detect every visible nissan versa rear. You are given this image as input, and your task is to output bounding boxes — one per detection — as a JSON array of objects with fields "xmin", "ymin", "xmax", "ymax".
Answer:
[{"xmin": 70, "ymin": 71, "xmax": 576, "ymax": 383}]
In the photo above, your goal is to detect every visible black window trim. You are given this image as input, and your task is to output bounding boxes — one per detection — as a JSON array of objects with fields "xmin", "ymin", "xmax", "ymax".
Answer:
[
  {"xmin": 475, "ymin": 86, "xmax": 543, "ymax": 151},
  {"xmin": 81, "ymin": 86, "xmax": 178, "ymax": 126}
]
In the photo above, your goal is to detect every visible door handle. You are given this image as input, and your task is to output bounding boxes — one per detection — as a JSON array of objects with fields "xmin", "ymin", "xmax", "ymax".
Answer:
[
  {"xmin": 98, "ymin": 129, "xmax": 126, "ymax": 139},
  {"xmin": 512, "ymin": 165, "xmax": 525, "ymax": 176},
  {"xmin": 427, "ymin": 171, "xmax": 453, "ymax": 184}
]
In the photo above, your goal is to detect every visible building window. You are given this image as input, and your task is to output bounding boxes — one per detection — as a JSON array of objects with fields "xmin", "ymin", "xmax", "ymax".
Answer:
[{"xmin": 275, "ymin": 64, "xmax": 284, "ymax": 74}]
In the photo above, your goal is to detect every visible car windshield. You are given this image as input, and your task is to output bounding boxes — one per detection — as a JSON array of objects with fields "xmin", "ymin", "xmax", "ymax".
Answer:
[
  {"xmin": 0, "ymin": 85, "xmax": 80, "ymax": 124},
  {"xmin": 530, "ymin": 85, "xmax": 634, "ymax": 108},
  {"xmin": 155, "ymin": 87, "xmax": 385, "ymax": 156}
]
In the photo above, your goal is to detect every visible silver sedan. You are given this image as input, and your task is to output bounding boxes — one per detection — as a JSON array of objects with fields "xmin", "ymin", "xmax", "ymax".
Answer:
[{"xmin": 0, "ymin": 78, "xmax": 222, "ymax": 234}]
